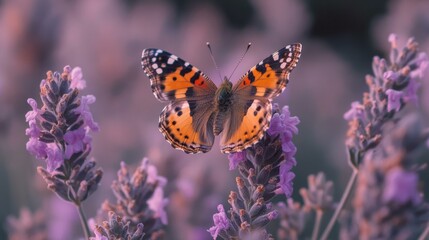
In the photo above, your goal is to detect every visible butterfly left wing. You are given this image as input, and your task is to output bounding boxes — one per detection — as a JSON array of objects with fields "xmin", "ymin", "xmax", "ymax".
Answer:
[
  {"xmin": 142, "ymin": 48, "xmax": 218, "ymax": 153},
  {"xmin": 142, "ymin": 48, "xmax": 217, "ymax": 102},
  {"xmin": 220, "ymin": 44, "xmax": 302, "ymax": 153}
]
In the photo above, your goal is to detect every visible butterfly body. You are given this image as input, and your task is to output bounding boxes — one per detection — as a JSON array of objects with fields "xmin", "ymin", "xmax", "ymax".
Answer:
[{"xmin": 142, "ymin": 44, "xmax": 302, "ymax": 154}]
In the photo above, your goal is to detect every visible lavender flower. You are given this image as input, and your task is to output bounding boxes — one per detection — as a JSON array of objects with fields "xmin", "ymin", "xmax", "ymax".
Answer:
[
  {"xmin": 344, "ymin": 34, "xmax": 428, "ymax": 166},
  {"xmin": 25, "ymin": 66, "xmax": 102, "ymax": 239},
  {"xmin": 276, "ymin": 199, "xmax": 309, "ymax": 240},
  {"xmin": 25, "ymin": 66, "xmax": 102, "ymax": 204},
  {"xmin": 211, "ymin": 104, "xmax": 299, "ymax": 239},
  {"xmin": 300, "ymin": 172, "xmax": 335, "ymax": 212},
  {"xmin": 342, "ymin": 114, "xmax": 429, "ymax": 239},
  {"xmin": 96, "ymin": 158, "xmax": 167, "ymax": 239},
  {"xmin": 6, "ymin": 208, "xmax": 47, "ymax": 240},
  {"xmin": 91, "ymin": 211, "xmax": 145, "ymax": 240}
]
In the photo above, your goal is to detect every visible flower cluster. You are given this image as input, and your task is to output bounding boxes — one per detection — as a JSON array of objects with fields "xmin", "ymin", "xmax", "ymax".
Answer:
[
  {"xmin": 208, "ymin": 104, "xmax": 299, "ymax": 239},
  {"xmin": 96, "ymin": 158, "xmax": 167, "ymax": 239},
  {"xmin": 25, "ymin": 66, "xmax": 102, "ymax": 204},
  {"xmin": 277, "ymin": 172, "xmax": 335, "ymax": 240},
  {"xmin": 91, "ymin": 211, "xmax": 145, "ymax": 240},
  {"xmin": 341, "ymin": 114, "xmax": 429, "ymax": 239},
  {"xmin": 344, "ymin": 34, "xmax": 428, "ymax": 166},
  {"xmin": 6, "ymin": 208, "xmax": 47, "ymax": 240}
]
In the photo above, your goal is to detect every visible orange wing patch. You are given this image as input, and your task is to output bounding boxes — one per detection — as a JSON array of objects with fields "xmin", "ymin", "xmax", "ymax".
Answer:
[
  {"xmin": 159, "ymin": 101, "xmax": 214, "ymax": 153},
  {"xmin": 220, "ymin": 99, "xmax": 272, "ymax": 153}
]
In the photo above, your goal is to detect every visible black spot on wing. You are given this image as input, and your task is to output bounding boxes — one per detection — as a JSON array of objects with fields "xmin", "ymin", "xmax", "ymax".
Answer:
[
  {"xmin": 255, "ymin": 63, "xmax": 266, "ymax": 74},
  {"xmin": 180, "ymin": 67, "xmax": 192, "ymax": 76},
  {"xmin": 190, "ymin": 71, "xmax": 201, "ymax": 84},
  {"xmin": 188, "ymin": 100, "xmax": 197, "ymax": 116},
  {"xmin": 248, "ymin": 71, "xmax": 255, "ymax": 83}
]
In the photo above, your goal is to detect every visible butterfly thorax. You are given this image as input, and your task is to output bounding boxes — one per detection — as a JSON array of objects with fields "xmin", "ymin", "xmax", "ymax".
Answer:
[
  {"xmin": 215, "ymin": 78, "xmax": 233, "ymax": 112},
  {"xmin": 213, "ymin": 78, "xmax": 233, "ymax": 135}
]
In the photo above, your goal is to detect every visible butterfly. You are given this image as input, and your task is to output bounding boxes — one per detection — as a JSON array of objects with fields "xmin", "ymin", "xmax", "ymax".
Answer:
[{"xmin": 141, "ymin": 43, "xmax": 302, "ymax": 154}]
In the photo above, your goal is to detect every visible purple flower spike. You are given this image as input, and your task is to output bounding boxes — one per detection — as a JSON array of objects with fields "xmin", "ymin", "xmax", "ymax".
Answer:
[
  {"xmin": 228, "ymin": 151, "xmax": 246, "ymax": 170},
  {"xmin": 26, "ymin": 66, "xmax": 102, "ymax": 204},
  {"xmin": 208, "ymin": 204, "xmax": 230, "ymax": 239},
  {"xmin": 345, "ymin": 34, "xmax": 428, "ymax": 166}
]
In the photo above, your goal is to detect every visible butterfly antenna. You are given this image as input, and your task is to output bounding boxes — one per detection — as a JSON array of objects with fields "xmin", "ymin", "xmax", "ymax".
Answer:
[
  {"xmin": 229, "ymin": 42, "xmax": 252, "ymax": 80},
  {"xmin": 206, "ymin": 42, "xmax": 223, "ymax": 81}
]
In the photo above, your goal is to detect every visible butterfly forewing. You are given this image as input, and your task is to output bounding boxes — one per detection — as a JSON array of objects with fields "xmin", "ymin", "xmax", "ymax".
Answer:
[{"xmin": 142, "ymin": 49, "xmax": 217, "ymax": 101}]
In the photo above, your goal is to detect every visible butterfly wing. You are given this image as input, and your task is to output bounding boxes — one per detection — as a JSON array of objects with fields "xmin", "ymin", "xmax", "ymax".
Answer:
[
  {"xmin": 142, "ymin": 49, "xmax": 217, "ymax": 153},
  {"xmin": 220, "ymin": 44, "xmax": 302, "ymax": 153}
]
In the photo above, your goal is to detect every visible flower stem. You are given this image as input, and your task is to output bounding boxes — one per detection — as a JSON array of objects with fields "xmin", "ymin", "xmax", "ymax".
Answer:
[
  {"xmin": 418, "ymin": 223, "xmax": 429, "ymax": 240},
  {"xmin": 76, "ymin": 202, "xmax": 91, "ymax": 239},
  {"xmin": 320, "ymin": 169, "xmax": 358, "ymax": 240},
  {"xmin": 311, "ymin": 209, "xmax": 323, "ymax": 240}
]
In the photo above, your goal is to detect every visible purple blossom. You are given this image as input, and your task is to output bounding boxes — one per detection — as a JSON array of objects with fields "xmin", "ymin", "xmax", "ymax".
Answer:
[
  {"xmin": 383, "ymin": 71, "xmax": 400, "ymax": 83},
  {"xmin": 70, "ymin": 67, "xmax": 87, "ymax": 90},
  {"xmin": 343, "ymin": 101, "xmax": 365, "ymax": 121},
  {"xmin": 147, "ymin": 187, "xmax": 169, "ymax": 225},
  {"xmin": 277, "ymin": 161, "xmax": 296, "ymax": 198},
  {"xmin": 64, "ymin": 128, "xmax": 88, "ymax": 159},
  {"xmin": 268, "ymin": 105, "xmax": 299, "ymax": 165},
  {"xmin": 382, "ymin": 167, "xmax": 421, "ymax": 205},
  {"xmin": 45, "ymin": 144, "xmax": 63, "ymax": 172},
  {"xmin": 25, "ymin": 98, "xmax": 39, "ymax": 122},
  {"xmin": 78, "ymin": 95, "xmax": 99, "ymax": 132},
  {"xmin": 26, "ymin": 138, "xmax": 47, "ymax": 160},
  {"xmin": 228, "ymin": 151, "xmax": 246, "ymax": 170},
  {"xmin": 208, "ymin": 204, "xmax": 230, "ymax": 239},
  {"xmin": 385, "ymin": 89, "xmax": 403, "ymax": 112},
  {"xmin": 402, "ymin": 78, "xmax": 421, "ymax": 106}
]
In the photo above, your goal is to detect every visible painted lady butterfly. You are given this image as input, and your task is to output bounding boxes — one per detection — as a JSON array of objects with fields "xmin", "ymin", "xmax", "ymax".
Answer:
[{"xmin": 141, "ymin": 44, "xmax": 302, "ymax": 154}]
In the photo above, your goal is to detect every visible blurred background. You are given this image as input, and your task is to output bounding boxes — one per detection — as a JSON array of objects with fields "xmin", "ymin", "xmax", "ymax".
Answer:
[{"xmin": 1, "ymin": 0, "xmax": 429, "ymax": 239}]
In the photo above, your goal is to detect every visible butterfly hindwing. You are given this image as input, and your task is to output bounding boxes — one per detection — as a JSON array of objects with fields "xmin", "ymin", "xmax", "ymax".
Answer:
[
  {"xmin": 159, "ymin": 100, "xmax": 215, "ymax": 153},
  {"xmin": 220, "ymin": 98, "xmax": 272, "ymax": 153},
  {"xmin": 142, "ymin": 49, "xmax": 217, "ymax": 153},
  {"xmin": 220, "ymin": 44, "xmax": 302, "ymax": 153}
]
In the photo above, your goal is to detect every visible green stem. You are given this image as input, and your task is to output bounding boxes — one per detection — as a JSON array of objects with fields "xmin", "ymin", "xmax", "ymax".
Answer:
[
  {"xmin": 418, "ymin": 223, "xmax": 429, "ymax": 240},
  {"xmin": 76, "ymin": 202, "xmax": 91, "ymax": 239},
  {"xmin": 320, "ymin": 169, "xmax": 358, "ymax": 240},
  {"xmin": 311, "ymin": 209, "xmax": 323, "ymax": 240}
]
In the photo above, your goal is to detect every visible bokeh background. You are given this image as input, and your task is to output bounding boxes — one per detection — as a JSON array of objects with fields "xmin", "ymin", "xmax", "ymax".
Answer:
[{"xmin": 1, "ymin": 0, "xmax": 429, "ymax": 239}]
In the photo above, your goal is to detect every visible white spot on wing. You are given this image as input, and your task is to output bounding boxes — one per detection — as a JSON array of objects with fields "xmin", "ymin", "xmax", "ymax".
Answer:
[
  {"xmin": 156, "ymin": 68, "xmax": 163, "ymax": 74},
  {"xmin": 272, "ymin": 53, "xmax": 279, "ymax": 61},
  {"xmin": 280, "ymin": 62, "xmax": 287, "ymax": 69},
  {"xmin": 167, "ymin": 58, "xmax": 175, "ymax": 64},
  {"xmin": 286, "ymin": 57, "xmax": 292, "ymax": 63},
  {"xmin": 171, "ymin": 55, "xmax": 178, "ymax": 60},
  {"xmin": 152, "ymin": 64, "xmax": 158, "ymax": 69},
  {"xmin": 184, "ymin": 62, "xmax": 190, "ymax": 67},
  {"xmin": 152, "ymin": 57, "xmax": 156, "ymax": 62}
]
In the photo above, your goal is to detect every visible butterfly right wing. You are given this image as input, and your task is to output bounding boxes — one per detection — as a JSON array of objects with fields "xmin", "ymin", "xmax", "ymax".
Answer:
[
  {"xmin": 220, "ymin": 44, "xmax": 302, "ymax": 153},
  {"xmin": 142, "ymin": 49, "xmax": 217, "ymax": 153}
]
